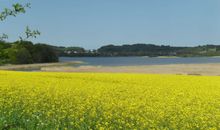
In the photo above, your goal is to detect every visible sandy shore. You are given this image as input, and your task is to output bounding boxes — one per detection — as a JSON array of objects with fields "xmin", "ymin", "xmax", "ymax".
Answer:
[
  {"xmin": 1, "ymin": 62, "xmax": 220, "ymax": 75},
  {"xmin": 40, "ymin": 63, "xmax": 220, "ymax": 76},
  {"xmin": 0, "ymin": 61, "xmax": 82, "ymax": 71}
]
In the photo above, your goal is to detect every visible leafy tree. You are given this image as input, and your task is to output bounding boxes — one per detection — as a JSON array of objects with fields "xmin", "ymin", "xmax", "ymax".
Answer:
[
  {"xmin": 0, "ymin": 3, "xmax": 60, "ymax": 65},
  {"xmin": 6, "ymin": 44, "xmax": 33, "ymax": 64},
  {"xmin": 0, "ymin": 3, "xmax": 39, "ymax": 65},
  {"xmin": 32, "ymin": 44, "xmax": 58, "ymax": 63}
]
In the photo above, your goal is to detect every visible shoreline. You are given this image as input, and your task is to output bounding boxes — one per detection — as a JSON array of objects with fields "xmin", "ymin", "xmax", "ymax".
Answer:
[
  {"xmin": 41, "ymin": 63, "xmax": 220, "ymax": 76},
  {"xmin": 1, "ymin": 62, "xmax": 220, "ymax": 76},
  {"xmin": 0, "ymin": 61, "xmax": 83, "ymax": 71}
]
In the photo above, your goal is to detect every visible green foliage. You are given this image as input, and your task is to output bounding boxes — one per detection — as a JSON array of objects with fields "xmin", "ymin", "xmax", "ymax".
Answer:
[
  {"xmin": 0, "ymin": 3, "xmax": 30, "ymax": 21},
  {"xmin": 0, "ymin": 34, "xmax": 8, "ymax": 41},
  {"xmin": 0, "ymin": 2, "xmax": 44, "ymax": 65},
  {"xmin": 0, "ymin": 41, "xmax": 11, "ymax": 64},
  {"xmin": 1, "ymin": 3, "xmax": 40, "ymax": 41},
  {"xmin": 19, "ymin": 26, "xmax": 41, "ymax": 41},
  {"xmin": 7, "ymin": 44, "xmax": 33, "ymax": 64},
  {"xmin": 32, "ymin": 44, "xmax": 58, "ymax": 63},
  {"xmin": 0, "ymin": 41, "xmax": 58, "ymax": 65}
]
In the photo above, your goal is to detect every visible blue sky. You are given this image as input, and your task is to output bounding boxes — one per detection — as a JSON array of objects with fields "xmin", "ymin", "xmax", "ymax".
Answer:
[{"xmin": 1, "ymin": 0, "xmax": 220, "ymax": 49}]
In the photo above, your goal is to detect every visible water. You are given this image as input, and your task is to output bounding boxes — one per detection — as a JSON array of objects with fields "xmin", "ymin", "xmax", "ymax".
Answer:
[{"xmin": 59, "ymin": 57, "xmax": 220, "ymax": 66}]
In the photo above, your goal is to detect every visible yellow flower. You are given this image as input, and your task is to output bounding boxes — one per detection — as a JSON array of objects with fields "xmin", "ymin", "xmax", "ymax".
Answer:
[{"xmin": 0, "ymin": 71, "xmax": 219, "ymax": 129}]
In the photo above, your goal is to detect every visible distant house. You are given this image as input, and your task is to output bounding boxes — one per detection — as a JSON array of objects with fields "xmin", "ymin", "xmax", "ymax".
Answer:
[{"xmin": 64, "ymin": 50, "xmax": 81, "ymax": 54}]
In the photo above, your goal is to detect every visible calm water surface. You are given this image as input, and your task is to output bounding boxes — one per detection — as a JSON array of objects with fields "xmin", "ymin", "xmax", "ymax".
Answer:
[{"xmin": 59, "ymin": 57, "xmax": 220, "ymax": 66}]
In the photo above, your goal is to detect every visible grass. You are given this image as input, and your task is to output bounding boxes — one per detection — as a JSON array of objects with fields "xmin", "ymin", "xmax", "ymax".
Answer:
[{"xmin": 0, "ymin": 71, "xmax": 219, "ymax": 129}]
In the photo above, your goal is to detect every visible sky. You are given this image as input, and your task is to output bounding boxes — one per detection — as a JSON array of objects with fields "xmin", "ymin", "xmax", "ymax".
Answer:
[{"xmin": 1, "ymin": 0, "xmax": 220, "ymax": 49}]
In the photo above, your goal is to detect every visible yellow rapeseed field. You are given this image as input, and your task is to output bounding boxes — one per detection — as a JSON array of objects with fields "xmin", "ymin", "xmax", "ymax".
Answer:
[{"xmin": 0, "ymin": 71, "xmax": 219, "ymax": 129}]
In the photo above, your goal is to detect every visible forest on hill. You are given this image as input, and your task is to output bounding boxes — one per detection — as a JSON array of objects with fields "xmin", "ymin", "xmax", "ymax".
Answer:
[
  {"xmin": 56, "ymin": 43, "xmax": 220, "ymax": 57},
  {"xmin": 1, "ymin": 41, "xmax": 220, "ymax": 65},
  {"xmin": 97, "ymin": 44, "xmax": 220, "ymax": 57}
]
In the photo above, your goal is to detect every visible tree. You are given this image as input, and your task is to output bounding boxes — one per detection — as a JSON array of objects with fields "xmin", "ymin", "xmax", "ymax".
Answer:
[
  {"xmin": 0, "ymin": 3, "xmax": 51, "ymax": 65},
  {"xmin": 0, "ymin": 41, "xmax": 11, "ymax": 64},
  {"xmin": 32, "ymin": 44, "xmax": 58, "ymax": 63},
  {"xmin": 6, "ymin": 44, "xmax": 32, "ymax": 64}
]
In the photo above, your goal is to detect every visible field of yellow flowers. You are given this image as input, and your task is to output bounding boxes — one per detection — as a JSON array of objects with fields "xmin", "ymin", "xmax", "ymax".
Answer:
[{"xmin": 0, "ymin": 71, "xmax": 219, "ymax": 129}]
